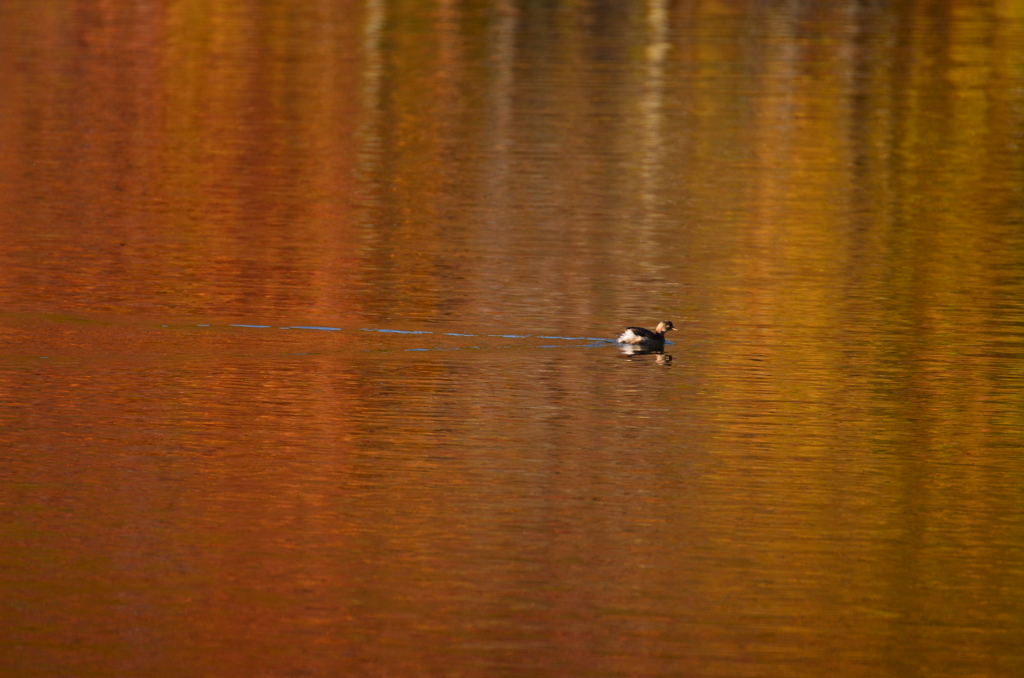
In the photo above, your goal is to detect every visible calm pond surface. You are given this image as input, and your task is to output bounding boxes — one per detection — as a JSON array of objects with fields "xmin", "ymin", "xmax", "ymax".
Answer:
[{"xmin": 2, "ymin": 1, "xmax": 1024, "ymax": 676}]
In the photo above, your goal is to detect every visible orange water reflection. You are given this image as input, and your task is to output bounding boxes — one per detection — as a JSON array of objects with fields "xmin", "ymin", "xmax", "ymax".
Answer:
[{"xmin": 1, "ymin": 1, "xmax": 1023, "ymax": 676}]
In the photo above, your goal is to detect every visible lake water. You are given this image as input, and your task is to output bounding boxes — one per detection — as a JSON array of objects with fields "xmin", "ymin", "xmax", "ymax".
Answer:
[{"xmin": 2, "ymin": 1, "xmax": 1024, "ymax": 676}]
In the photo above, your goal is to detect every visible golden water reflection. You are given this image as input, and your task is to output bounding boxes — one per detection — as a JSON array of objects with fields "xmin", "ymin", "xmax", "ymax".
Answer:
[{"xmin": 1, "ymin": 1, "xmax": 1023, "ymax": 676}]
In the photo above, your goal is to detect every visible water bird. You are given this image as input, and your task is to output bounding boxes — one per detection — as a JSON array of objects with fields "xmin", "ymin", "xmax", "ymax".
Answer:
[{"xmin": 616, "ymin": 320, "xmax": 675, "ymax": 347}]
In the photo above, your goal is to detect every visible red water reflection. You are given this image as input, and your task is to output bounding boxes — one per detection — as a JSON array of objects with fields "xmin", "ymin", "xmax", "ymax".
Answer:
[{"xmin": 2, "ymin": 1, "xmax": 1023, "ymax": 676}]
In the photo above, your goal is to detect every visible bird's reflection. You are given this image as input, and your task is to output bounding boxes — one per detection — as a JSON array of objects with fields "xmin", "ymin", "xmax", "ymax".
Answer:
[{"xmin": 618, "ymin": 344, "xmax": 673, "ymax": 364}]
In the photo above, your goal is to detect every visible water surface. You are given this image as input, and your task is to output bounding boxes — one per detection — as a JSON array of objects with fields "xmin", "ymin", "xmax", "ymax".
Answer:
[{"xmin": 2, "ymin": 1, "xmax": 1024, "ymax": 676}]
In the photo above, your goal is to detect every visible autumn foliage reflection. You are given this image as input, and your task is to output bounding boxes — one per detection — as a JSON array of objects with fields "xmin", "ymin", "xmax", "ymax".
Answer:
[{"xmin": 1, "ymin": 1, "xmax": 1023, "ymax": 676}]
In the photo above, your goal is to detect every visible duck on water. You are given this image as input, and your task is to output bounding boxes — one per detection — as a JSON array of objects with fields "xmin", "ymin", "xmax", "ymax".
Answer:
[{"xmin": 616, "ymin": 321, "xmax": 675, "ymax": 347}]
